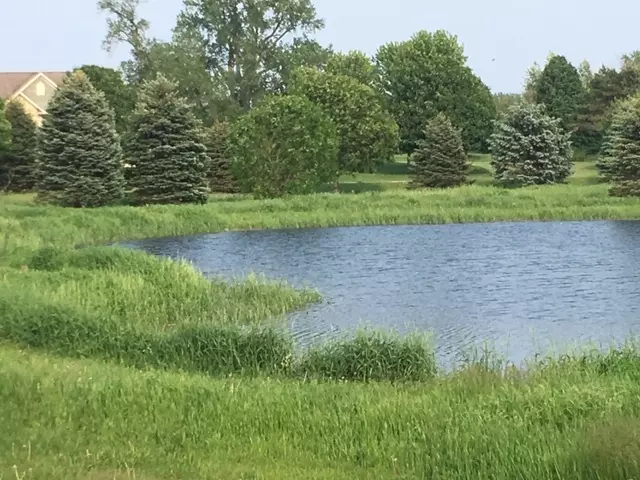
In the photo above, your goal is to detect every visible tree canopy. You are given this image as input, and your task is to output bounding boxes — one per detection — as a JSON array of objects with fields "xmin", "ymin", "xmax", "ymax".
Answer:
[
  {"xmin": 290, "ymin": 67, "xmax": 398, "ymax": 173},
  {"xmin": 229, "ymin": 94, "xmax": 339, "ymax": 198},
  {"xmin": 375, "ymin": 30, "xmax": 496, "ymax": 153}
]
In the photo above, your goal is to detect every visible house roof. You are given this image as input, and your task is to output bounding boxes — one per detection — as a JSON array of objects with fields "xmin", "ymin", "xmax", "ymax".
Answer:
[{"xmin": 0, "ymin": 71, "xmax": 67, "ymax": 99}]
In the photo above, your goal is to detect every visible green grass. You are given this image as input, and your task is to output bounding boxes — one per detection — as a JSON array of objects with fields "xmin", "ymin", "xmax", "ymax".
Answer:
[
  {"xmin": 3, "ymin": 157, "xmax": 640, "ymax": 478},
  {"xmin": 4, "ymin": 344, "xmax": 640, "ymax": 479}
]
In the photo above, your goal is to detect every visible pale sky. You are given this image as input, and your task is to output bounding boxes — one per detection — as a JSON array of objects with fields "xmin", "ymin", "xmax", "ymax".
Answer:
[{"xmin": 1, "ymin": 0, "xmax": 637, "ymax": 93}]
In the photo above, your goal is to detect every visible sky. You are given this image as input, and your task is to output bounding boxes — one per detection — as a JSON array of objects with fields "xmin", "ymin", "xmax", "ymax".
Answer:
[{"xmin": 1, "ymin": 0, "xmax": 638, "ymax": 93}]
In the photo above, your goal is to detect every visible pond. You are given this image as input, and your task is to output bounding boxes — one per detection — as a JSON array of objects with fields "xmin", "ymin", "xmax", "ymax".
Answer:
[{"xmin": 123, "ymin": 221, "xmax": 640, "ymax": 366}]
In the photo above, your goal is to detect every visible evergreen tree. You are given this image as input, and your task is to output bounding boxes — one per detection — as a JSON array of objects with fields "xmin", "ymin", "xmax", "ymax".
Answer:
[
  {"xmin": 409, "ymin": 113, "xmax": 469, "ymax": 188},
  {"xmin": 0, "ymin": 99, "xmax": 12, "ymax": 190},
  {"xmin": 489, "ymin": 103, "xmax": 573, "ymax": 186},
  {"xmin": 125, "ymin": 74, "xmax": 209, "ymax": 204},
  {"xmin": 3, "ymin": 100, "xmax": 38, "ymax": 191},
  {"xmin": 599, "ymin": 94, "xmax": 640, "ymax": 196},
  {"xmin": 205, "ymin": 121, "xmax": 238, "ymax": 193},
  {"xmin": 37, "ymin": 71, "xmax": 124, "ymax": 207}
]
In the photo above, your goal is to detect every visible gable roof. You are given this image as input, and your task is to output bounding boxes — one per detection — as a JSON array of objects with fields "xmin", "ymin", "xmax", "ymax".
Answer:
[{"xmin": 0, "ymin": 71, "xmax": 67, "ymax": 99}]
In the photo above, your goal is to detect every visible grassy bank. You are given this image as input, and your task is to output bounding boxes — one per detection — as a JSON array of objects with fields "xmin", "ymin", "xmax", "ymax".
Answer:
[
  {"xmin": 3, "ymin": 158, "xmax": 640, "ymax": 478},
  {"xmin": 3, "ymin": 344, "xmax": 640, "ymax": 479},
  {"xmin": 3, "ymin": 162, "xmax": 640, "ymax": 259}
]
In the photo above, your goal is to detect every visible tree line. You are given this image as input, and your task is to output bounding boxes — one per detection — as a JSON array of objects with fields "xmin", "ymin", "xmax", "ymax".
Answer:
[{"xmin": 1, "ymin": 0, "xmax": 640, "ymax": 203}]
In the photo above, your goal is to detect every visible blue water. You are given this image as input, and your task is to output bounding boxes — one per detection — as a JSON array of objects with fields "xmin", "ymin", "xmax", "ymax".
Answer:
[{"xmin": 123, "ymin": 220, "xmax": 640, "ymax": 366}]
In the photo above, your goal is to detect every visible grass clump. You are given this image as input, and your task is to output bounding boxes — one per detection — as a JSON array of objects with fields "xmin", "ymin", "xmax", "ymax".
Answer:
[{"xmin": 297, "ymin": 330, "xmax": 436, "ymax": 382}]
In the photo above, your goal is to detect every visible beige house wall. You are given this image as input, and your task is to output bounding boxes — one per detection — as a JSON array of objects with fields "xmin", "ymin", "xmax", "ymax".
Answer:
[{"xmin": 21, "ymin": 77, "xmax": 57, "ymax": 112}]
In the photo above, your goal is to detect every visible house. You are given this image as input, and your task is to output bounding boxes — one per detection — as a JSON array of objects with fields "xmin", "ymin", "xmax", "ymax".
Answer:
[{"xmin": 0, "ymin": 72, "xmax": 67, "ymax": 126}]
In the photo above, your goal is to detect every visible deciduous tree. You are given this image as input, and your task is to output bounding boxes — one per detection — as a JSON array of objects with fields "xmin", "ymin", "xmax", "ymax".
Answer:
[
  {"xmin": 290, "ymin": 67, "xmax": 399, "ymax": 174},
  {"xmin": 375, "ymin": 30, "xmax": 495, "ymax": 153},
  {"xmin": 326, "ymin": 50, "xmax": 376, "ymax": 86},
  {"xmin": 205, "ymin": 121, "xmax": 238, "ymax": 193},
  {"xmin": 37, "ymin": 71, "xmax": 124, "ymax": 207},
  {"xmin": 125, "ymin": 74, "xmax": 209, "ymax": 205},
  {"xmin": 78, "ymin": 64, "xmax": 135, "ymax": 132},
  {"xmin": 489, "ymin": 103, "xmax": 573, "ymax": 186},
  {"xmin": 534, "ymin": 55, "xmax": 584, "ymax": 130},
  {"xmin": 228, "ymin": 95, "xmax": 339, "ymax": 198},
  {"xmin": 177, "ymin": 0, "xmax": 324, "ymax": 111}
]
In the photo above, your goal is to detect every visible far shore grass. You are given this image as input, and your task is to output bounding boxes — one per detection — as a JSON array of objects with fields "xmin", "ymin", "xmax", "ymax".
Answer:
[
  {"xmin": 3, "ymin": 156, "xmax": 640, "ymax": 478},
  {"xmin": 3, "ymin": 159, "xmax": 640, "ymax": 260}
]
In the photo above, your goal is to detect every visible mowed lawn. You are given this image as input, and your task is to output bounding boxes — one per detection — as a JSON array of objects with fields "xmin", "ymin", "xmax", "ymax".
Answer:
[{"xmin": 338, "ymin": 154, "xmax": 603, "ymax": 191}]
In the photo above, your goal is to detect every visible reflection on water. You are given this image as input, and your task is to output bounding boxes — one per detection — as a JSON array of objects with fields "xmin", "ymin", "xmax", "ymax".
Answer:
[{"xmin": 123, "ymin": 221, "xmax": 640, "ymax": 365}]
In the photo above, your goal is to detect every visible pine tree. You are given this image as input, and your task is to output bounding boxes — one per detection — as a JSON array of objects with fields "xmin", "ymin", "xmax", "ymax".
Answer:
[
  {"xmin": 3, "ymin": 100, "xmax": 38, "ymax": 191},
  {"xmin": 409, "ymin": 113, "xmax": 469, "ymax": 188},
  {"xmin": 599, "ymin": 94, "xmax": 640, "ymax": 196},
  {"xmin": 125, "ymin": 74, "xmax": 209, "ymax": 204},
  {"xmin": 37, "ymin": 71, "xmax": 124, "ymax": 207},
  {"xmin": 206, "ymin": 121, "xmax": 238, "ymax": 193},
  {"xmin": 489, "ymin": 103, "xmax": 573, "ymax": 186}
]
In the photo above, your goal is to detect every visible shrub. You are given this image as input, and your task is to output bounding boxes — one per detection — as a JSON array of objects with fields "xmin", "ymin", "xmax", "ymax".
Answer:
[
  {"xmin": 125, "ymin": 74, "xmax": 209, "ymax": 205},
  {"xmin": 36, "ymin": 70, "xmax": 124, "ymax": 207},
  {"xmin": 597, "ymin": 95, "xmax": 640, "ymax": 196},
  {"xmin": 229, "ymin": 95, "xmax": 340, "ymax": 198},
  {"xmin": 489, "ymin": 103, "xmax": 573, "ymax": 186},
  {"xmin": 290, "ymin": 67, "xmax": 399, "ymax": 174},
  {"xmin": 205, "ymin": 121, "xmax": 238, "ymax": 193},
  {"xmin": 3, "ymin": 100, "xmax": 38, "ymax": 191},
  {"xmin": 409, "ymin": 112, "xmax": 469, "ymax": 188}
]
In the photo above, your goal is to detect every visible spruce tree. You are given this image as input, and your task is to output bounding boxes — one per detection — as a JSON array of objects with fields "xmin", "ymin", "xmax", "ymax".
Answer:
[
  {"xmin": 599, "ymin": 94, "xmax": 640, "ymax": 196},
  {"xmin": 4, "ymin": 100, "xmax": 38, "ymax": 191},
  {"xmin": 125, "ymin": 74, "xmax": 209, "ymax": 205},
  {"xmin": 409, "ymin": 113, "xmax": 469, "ymax": 188},
  {"xmin": 37, "ymin": 71, "xmax": 124, "ymax": 207},
  {"xmin": 489, "ymin": 103, "xmax": 573, "ymax": 186},
  {"xmin": 206, "ymin": 121, "xmax": 238, "ymax": 193},
  {"xmin": 0, "ymin": 99, "xmax": 12, "ymax": 190}
]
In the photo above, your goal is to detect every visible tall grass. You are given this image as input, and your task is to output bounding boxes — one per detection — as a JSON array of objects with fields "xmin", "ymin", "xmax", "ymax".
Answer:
[
  {"xmin": 3, "ymin": 182, "xmax": 640, "ymax": 259},
  {"xmin": 3, "ymin": 345, "xmax": 640, "ymax": 479}
]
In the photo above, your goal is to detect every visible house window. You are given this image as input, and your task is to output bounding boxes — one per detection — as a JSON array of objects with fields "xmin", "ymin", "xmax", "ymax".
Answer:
[{"xmin": 36, "ymin": 81, "xmax": 45, "ymax": 97}]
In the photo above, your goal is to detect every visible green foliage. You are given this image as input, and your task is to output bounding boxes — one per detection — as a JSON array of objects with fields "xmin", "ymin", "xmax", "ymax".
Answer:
[
  {"xmin": 205, "ymin": 121, "xmax": 238, "ymax": 193},
  {"xmin": 409, "ymin": 112, "xmax": 470, "ymax": 188},
  {"xmin": 534, "ymin": 55, "xmax": 584, "ymax": 129},
  {"xmin": 125, "ymin": 74, "xmax": 209, "ymax": 205},
  {"xmin": 78, "ymin": 64, "xmax": 135, "ymax": 132},
  {"xmin": 575, "ymin": 66, "xmax": 640, "ymax": 155},
  {"xmin": 229, "ymin": 95, "xmax": 339, "ymax": 198},
  {"xmin": 598, "ymin": 94, "xmax": 640, "ymax": 196},
  {"xmin": 0, "ymin": 98, "xmax": 13, "ymax": 190},
  {"xmin": 489, "ymin": 103, "xmax": 573, "ymax": 186},
  {"xmin": 2, "ymin": 100, "xmax": 38, "ymax": 192},
  {"xmin": 290, "ymin": 67, "xmax": 399, "ymax": 173},
  {"xmin": 493, "ymin": 93, "xmax": 524, "ymax": 116},
  {"xmin": 326, "ymin": 50, "xmax": 376, "ymax": 86},
  {"xmin": 36, "ymin": 71, "xmax": 124, "ymax": 207},
  {"xmin": 375, "ymin": 30, "xmax": 496, "ymax": 153},
  {"xmin": 178, "ymin": 0, "xmax": 324, "ymax": 111}
]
